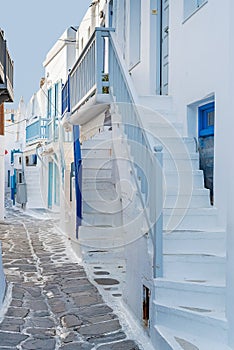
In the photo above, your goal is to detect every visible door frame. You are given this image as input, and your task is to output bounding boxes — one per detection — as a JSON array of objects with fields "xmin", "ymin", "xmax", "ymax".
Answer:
[{"xmin": 48, "ymin": 161, "xmax": 53, "ymax": 208}]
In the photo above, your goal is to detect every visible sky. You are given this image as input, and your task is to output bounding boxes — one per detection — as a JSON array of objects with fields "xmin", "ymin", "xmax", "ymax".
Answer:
[{"xmin": 1, "ymin": 0, "xmax": 91, "ymax": 109}]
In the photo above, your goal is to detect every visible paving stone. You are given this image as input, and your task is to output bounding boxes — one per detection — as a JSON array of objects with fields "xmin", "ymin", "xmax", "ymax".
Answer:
[
  {"xmin": 96, "ymin": 340, "xmax": 140, "ymax": 349},
  {"xmin": 61, "ymin": 314, "xmax": 83, "ymax": 328},
  {"xmin": 73, "ymin": 294, "xmax": 103, "ymax": 307},
  {"xmin": 25, "ymin": 327, "xmax": 56, "ymax": 339},
  {"xmin": 27, "ymin": 317, "xmax": 56, "ymax": 328},
  {"xmin": 25, "ymin": 300, "xmax": 48, "ymax": 311},
  {"xmin": 59, "ymin": 343, "xmax": 93, "ymax": 350},
  {"xmin": 79, "ymin": 319, "xmax": 121, "ymax": 336},
  {"xmin": 0, "ymin": 332, "xmax": 28, "ymax": 346},
  {"xmin": 10, "ymin": 299, "xmax": 23, "ymax": 307},
  {"xmin": 6, "ymin": 307, "xmax": 29, "ymax": 318},
  {"xmin": 21, "ymin": 338, "xmax": 56, "ymax": 350},
  {"xmin": 87, "ymin": 331, "xmax": 126, "ymax": 345},
  {"xmin": 77, "ymin": 304, "xmax": 113, "ymax": 318}
]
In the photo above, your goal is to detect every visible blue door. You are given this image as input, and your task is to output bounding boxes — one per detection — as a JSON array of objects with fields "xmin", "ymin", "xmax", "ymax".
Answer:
[
  {"xmin": 48, "ymin": 162, "xmax": 53, "ymax": 208},
  {"xmin": 198, "ymin": 102, "xmax": 215, "ymax": 204},
  {"xmin": 73, "ymin": 125, "xmax": 82, "ymax": 238}
]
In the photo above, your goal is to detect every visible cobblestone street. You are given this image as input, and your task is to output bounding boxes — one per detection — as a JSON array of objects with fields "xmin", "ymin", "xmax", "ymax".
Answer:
[{"xmin": 0, "ymin": 208, "xmax": 140, "ymax": 350}]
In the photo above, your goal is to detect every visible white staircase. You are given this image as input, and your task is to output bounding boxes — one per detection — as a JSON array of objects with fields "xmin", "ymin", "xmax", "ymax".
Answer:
[
  {"xmin": 78, "ymin": 129, "xmax": 124, "ymax": 250},
  {"xmin": 24, "ymin": 165, "xmax": 45, "ymax": 208},
  {"xmin": 137, "ymin": 96, "xmax": 228, "ymax": 350}
]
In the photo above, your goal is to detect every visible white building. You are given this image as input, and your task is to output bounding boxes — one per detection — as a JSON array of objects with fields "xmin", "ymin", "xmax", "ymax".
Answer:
[{"xmin": 60, "ymin": 1, "xmax": 234, "ymax": 349}]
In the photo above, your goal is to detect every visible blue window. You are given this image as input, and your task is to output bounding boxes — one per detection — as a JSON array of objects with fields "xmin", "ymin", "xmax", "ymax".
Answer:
[
  {"xmin": 184, "ymin": 0, "xmax": 207, "ymax": 20},
  {"xmin": 198, "ymin": 102, "xmax": 214, "ymax": 137}
]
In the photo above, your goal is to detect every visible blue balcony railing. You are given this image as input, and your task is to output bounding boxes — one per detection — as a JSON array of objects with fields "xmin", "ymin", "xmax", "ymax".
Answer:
[
  {"xmin": 0, "ymin": 29, "xmax": 14, "ymax": 103},
  {"xmin": 47, "ymin": 118, "xmax": 59, "ymax": 143},
  {"xmin": 26, "ymin": 117, "xmax": 48, "ymax": 143},
  {"xmin": 68, "ymin": 28, "xmax": 112, "ymax": 114},
  {"xmin": 62, "ymin": 76, "xmax": 70, "ymax": 115}
]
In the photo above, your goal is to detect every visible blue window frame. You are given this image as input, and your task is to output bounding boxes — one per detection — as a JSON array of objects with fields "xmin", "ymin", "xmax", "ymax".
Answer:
[
  {"xmin": 198, "ymin": 102, "xmax": 215, "ymax": 137},
  {"xmin": 47, "ymin": 88, "xmax": 52, "ymax": 118},
  {"xmin": 184, "ymin": 0, "xmax": 207, "ymax": 20}
]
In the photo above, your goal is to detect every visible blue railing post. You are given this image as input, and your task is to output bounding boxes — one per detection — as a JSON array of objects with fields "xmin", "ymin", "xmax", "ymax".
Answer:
[
  {"xmin": 153, "ymin": 145, "xmax": 163, "ymax": 278},
  {"xmin": 73, "ymin": 125, "xmax": 82, "ymax": 238},
  {"xmin": 95, "ymin": 29, "xmax": 104, "ymax": 94}
]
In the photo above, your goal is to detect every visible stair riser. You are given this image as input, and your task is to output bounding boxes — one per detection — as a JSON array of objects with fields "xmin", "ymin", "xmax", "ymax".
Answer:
[
  {"xmin": 164, "ymin": 257, "xmax": 225, "ymax": 283},
  {"xmin": 82, "ymin": 200, "xmax": 121, "ymax": 213},
  {"xmin": 82, "ymin": 190, "xmax": 117, "ymax": 201},
  {"xmin": 148, "ymin": 126, "xmax": 183, "ymax": 138},
  {"xmin": 163, "ymin": 158, "xmax": 199, "ymax": 171},
  {"xmin": 164, "ymin": 195, "xmax": 210, "ymax": 208},
  {"xmin": 81, "ymin": 140, "xmax": 112, "ymax": 148},
  {"xmin": 82, "ymin": 181, "xmax": 114, "ymax": 190},
  {"xmin": 82, "ymin": 158, "xmax": 113, "ymax": 169},
  {"xmin": 82, "ymin": 149, "xmax": 112, "ymax": 158},
  {"xmin": 164, "ymin": 213, "xmax": 217, "ymax": 231},
  {"xmin": 82, "ymin": 168, "xmax": 112, "ymax": 179},
  {"xmin": 164, "ymin": 236, "xmax": 226, "ymax": 255},
  {"xmin": 156, "ymin": 139, "xmax": 197, "ymax": 153},
  {"xmin": 82, "ymin": 213, "xmax": 117, "ymax": 226},
  {"xmin": 164, "ymin": 172, "xmax": 204, "ymax": 188},
  {"xmin": 155, "ymin": 288, "xmax": 225, "ymax": 311},
  {"xmin": 154, "ymin": 305, "xmax": 228, "ymax": 344}
]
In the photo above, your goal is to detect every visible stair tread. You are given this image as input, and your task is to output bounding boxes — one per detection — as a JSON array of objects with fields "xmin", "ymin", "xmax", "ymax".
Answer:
[{"xmin": 155, "ymin": 325, "xmax": 231, "ymax": 350}]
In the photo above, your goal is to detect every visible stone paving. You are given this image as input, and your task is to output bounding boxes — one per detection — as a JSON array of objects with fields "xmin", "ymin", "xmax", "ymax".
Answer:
[{"xmin": 0, "ymin": 209, "xmax": 140, "ymax": 350}]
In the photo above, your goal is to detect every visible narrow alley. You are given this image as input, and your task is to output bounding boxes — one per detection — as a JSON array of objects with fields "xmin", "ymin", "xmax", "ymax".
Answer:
[{"xmin": 0, "ymin": 207, "xmax": 140, "ymax": 350}]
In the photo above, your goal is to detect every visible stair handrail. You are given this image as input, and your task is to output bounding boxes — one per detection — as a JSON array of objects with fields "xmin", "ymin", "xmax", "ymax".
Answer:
[{"xmin": 109, "ymin": 31, "xmax": 163, "ymax": 277}]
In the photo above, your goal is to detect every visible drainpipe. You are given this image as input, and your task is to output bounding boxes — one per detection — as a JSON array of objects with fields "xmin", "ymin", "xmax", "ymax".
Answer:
[{"xmin": 0, "ymin": 103, "xmax": 5, "ymax": 220}]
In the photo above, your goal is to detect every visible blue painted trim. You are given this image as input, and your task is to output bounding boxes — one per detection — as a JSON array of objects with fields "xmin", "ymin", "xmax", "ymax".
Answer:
[
  {"xmin": 73, "ymin": 125, "xmax": 82, "ymax": 238},
  {"xmin": 198, "ymin": 102, "xmax": 214, "ymax": 137}
]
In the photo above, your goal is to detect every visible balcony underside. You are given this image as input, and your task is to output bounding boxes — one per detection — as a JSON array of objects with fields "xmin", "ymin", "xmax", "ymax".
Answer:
[
  {"xmin": 0, "ymin": 82, "xmax": 14, "ymax": 104},
  {"xmin": 69, "ymin": 93, "xmax": 111, "ymax": 126}
]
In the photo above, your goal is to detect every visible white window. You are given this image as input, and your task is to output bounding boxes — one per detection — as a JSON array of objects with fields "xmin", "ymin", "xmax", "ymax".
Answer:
[{"xmin": 184, "ymin": 0, "xmax": 207, "ymax": 20}]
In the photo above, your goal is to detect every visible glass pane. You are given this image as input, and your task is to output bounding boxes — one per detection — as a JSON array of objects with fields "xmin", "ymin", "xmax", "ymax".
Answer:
[{"xmin": 207, "ymin": 111, "xmax": 214, "ymax": 126}]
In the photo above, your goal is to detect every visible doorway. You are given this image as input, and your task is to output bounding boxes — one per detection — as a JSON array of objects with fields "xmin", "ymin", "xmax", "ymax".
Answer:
[{"xmin": 198, "ymin": 102, "xmax": 215, "ymax": 205}]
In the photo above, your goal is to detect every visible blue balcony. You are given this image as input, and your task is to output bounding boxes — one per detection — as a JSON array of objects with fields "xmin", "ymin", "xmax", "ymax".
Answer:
[
  {"xmin": 26, "ymin": 117, "xmax": 48, "ymax": 144},
  {"xmin": 0, "ymin": 30, "xmax": 13, "ymax": 103},
  {"xmin": 63, "ymin": 28, "xmax": 113, "ymax": 125}
]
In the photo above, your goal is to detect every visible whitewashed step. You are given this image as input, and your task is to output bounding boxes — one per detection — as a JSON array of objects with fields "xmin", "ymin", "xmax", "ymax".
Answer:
[
  {"xmin": 164, "ymin": 188, "xmax": 210, "ymax": 208},
  {"xmin": 154, "ymin": 278, "xmax": 225, "ymax": 312},
  {"xmin": 82, "ymin": 199, "xmax": 121, "ymax": 214},
  {"xmin": 154, "ymin": 303, "xmax": 228, "ymax": 345},
  {"xmin": 138, "ymin": 95, "xmax": 173, "ymax": 112},
  {"xmin": 82, "ymin": 212, "xmax": 117, "ymax": 227},
  {"xmin": 153, "ymin": 325, "xmax": 231, "ymax": 350},
  {"xmin": 82, "ymin": 188, "xmax": 117, "ymax": 201},
  {"xmin": 81, "ymin": 139, "xmax": 112, "ymax": 148},
  {"xmin": 82, "ymin": 167, "xmax": 112, "ymax": 179},
  {"xmin": 82, "ymin": 158, "xmax": 113, "ymax": 169},
  {"xmin": 78, "ymin": 226, "xmax": 124, "ymax": 248},
  {"xmin": 164, "ymin": 208, "xmax": 218, "ymax": 230},
  {"xmin": 164, "ymin": 253, "xmax": 226, "ymax": 283},
  {"xmin": 163, "ymin": 230, "xmax": 226, "ymax": 255},
  {"xmin": 82, "ymin": 179, "xmax": 114, "ymax": 191},
  {"xmin": 146, "ymin": 122, "xmax": 183, "ymax": 137},
  {"xmin": 81, "ymin": 148, "xmax": 112, "ymax": 158},
  {"xmin": 153, "ymin": 137, "xmax": 197, "ymax": 153},
  {"xmin": 164, "ymin": 170, "xmax": 204, "ymax": 189},
  {"xmin": 163, "ymin": 153, "xmax": 199, "ymax": 171}
]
